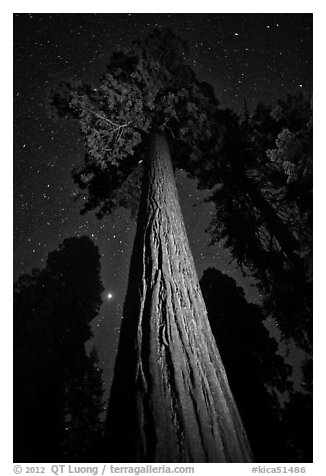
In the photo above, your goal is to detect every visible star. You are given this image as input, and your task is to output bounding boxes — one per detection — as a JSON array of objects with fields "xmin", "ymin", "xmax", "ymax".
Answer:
[{"xmin": 13, "ymin": 11, "xmax": 312, "ymax": 407}]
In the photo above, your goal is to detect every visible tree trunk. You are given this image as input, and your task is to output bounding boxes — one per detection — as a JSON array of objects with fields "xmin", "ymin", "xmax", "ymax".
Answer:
[
  {"xmin": 241, "ymin": 174, "xmax": 302, "ymax": 269},
  {"xmin": 105, "ymin": 132, "xmax": 253, "ymax": 463}
]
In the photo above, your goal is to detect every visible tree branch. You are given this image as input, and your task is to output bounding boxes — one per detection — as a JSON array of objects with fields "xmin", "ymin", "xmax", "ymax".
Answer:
[{"xmin": 85, "ymin": 107, "xmax": 132, "ymax": 129}]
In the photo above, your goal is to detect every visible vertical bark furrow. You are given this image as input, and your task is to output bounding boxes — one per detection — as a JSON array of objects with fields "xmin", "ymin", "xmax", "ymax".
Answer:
[{"xmin": 106, "ymin": 132, "xmax": 253, "ymax": 462}]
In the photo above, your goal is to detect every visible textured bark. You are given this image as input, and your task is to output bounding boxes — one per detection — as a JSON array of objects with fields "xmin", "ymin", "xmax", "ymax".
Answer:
[{"xmin": 105, "ymin": 132, "xmax": 253, "ymax": 462}]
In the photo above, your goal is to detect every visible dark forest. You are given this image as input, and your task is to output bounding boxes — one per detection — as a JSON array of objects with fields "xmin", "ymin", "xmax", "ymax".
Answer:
[{"xmin": 14, "ymin": 13, "xmax": 312, "ymax": 463}]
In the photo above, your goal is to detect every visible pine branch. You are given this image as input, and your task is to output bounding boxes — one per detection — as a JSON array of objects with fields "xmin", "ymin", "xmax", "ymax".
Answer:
[{"xmin": 85, "ymin": 106, "xmax": 132, "ymax": 129}]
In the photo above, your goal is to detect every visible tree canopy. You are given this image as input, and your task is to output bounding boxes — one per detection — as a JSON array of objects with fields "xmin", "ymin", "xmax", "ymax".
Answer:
[
  {"xmin": 14, "ymin": 237, "xmax": 105, "ymax": 462},
  {"xmin": 47, "ymin": 24, "xmax": 312, "ymax": 386},
  {"xmin": 48, "ymin": 28, "xmax": 223, "ymax": 218},
  {"xmin": 41, "ymin": 27, "xmax": 312, "ymax": 462},
  {"xmin": 205, "ymin": 92, "xmax": 312, "ymax": 352}
]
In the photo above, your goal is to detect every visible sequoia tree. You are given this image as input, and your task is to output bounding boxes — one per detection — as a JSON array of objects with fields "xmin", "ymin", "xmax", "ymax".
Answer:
[
  {"xmin": 49, "ymin": 29, "xmax": 253, "ymax": 462},
  {"xmin": 192, "ymin": 94, "xmax": 312, "ymax": 353},
  {"xmin": 14, "ymin": 237, "xmax": 104, "ymax": 462},
  {"xmin": 200, "ymin": 268, "xmax": 292, "ymax": 462}
]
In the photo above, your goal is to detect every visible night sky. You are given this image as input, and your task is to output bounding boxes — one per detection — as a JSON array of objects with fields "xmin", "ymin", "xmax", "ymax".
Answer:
[{"xmin": 13, "ymin": 13, "xmax": 312, "ymax": 394}]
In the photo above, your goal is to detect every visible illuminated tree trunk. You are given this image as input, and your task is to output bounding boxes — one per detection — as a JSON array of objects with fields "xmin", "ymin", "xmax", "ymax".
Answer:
[{"xmin": 105, "ymin": 132, "xmax": 253, "ymax": 463}]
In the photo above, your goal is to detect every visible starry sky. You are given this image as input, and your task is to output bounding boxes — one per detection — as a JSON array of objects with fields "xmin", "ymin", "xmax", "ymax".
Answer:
[{"xmin": 13, "ymin": 13, "xmax": 312, "ymax": 394}]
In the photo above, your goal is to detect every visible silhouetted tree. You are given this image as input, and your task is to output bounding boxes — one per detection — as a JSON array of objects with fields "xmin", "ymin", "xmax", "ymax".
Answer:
[
  {"xmin": 48, "ymin": 28, "xmax": 252, "ymax": 462},
  {"xmin": 63, "ymin": 348, "xmax": 105, "ymax": 462},
  {"xmin": 200, "ymin": 267, "xmax": 293, "ymax": 462},
  {"xmin": 280, "ymin": 357, "xmax": 312, "ymax": 462},
  {"xmin": 198, "ymin": 95, "xmax": 313, "ymax": 462},
  {"xmin": 202, "ymin": 93, "xmax": 312, "ymax": 354},
  {"xmin": 198, "ymin": 91, "xmax": 313, "ymax": 458},
  {"xmin": 14, "ymin": 236, "xmax": 104, "ymax": 462}
]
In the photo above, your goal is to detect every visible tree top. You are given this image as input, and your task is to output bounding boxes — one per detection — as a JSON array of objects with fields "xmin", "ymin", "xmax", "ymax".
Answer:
[{"xmin": 48, "ymin": 28, "xmax": 222, "ymax": 217}]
